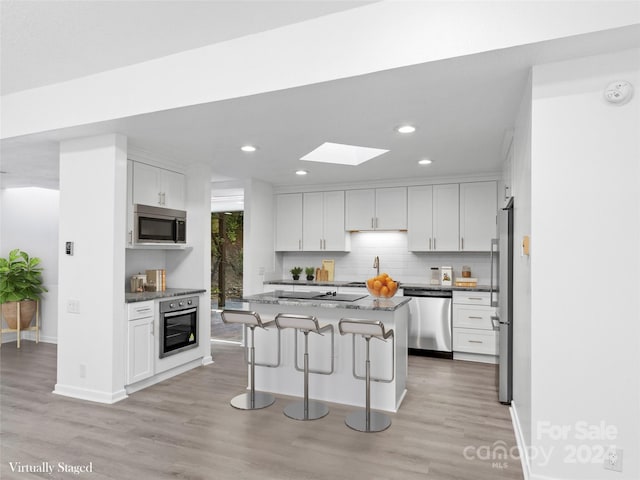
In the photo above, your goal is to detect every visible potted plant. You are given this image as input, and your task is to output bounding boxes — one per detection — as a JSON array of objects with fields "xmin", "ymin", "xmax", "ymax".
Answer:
[
  {"xmin": 290, "ymin": 266, "xmax": 303, "ymax": 281},
  {"xmin": 305, "ymin": 267, "xmax": 315, "ymax": 281},
  {"xmin": 0, "ymin": 249, "xmax": 47, "ymax": 330}
]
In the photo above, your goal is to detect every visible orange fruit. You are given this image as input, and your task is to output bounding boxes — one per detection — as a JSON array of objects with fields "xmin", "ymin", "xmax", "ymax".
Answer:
[
  {"xmin": 380, "ymin": 286, "xmax": 389, "ymax": 297},
  {"xmin": 367, "ymin": 278, "xmax": 375, "ymax": 289},
  {"xmin": 373, "ymin": 280, "xmax": 382, "ymax": 290}
]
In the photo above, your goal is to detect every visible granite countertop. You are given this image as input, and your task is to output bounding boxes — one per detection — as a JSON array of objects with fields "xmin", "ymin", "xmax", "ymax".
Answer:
[
  {"xmin": 264, "ymin": 279, "xmax": 493, "ymax": 292},
  {"xmin": 125, "ymin": 288, "xmax": 207, "ymax": 303},
  {"xmin": 243, "ymin": 291, "xmax": 411, "ymax": 312}
]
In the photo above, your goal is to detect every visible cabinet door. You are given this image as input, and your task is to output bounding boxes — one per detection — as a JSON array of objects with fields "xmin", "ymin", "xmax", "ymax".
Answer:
[
  {"xmin": 345, "ymin": 189, "xmax": 375, "ymax": 231},
  {"xmin": 302, "ymin": 192, "xmax": 324, "ymax": 251},
  {"xmin": 375, "ymin": 187, "xmax": 407, "ymax": 230},
  {"xmin": 275, "ymin": 193, "xmax": 303, "ymax": 251},
  {"xmin": 161, "ymin": 169, "xmax": 185, "ymax": 210},
  {"xmin": 459, "ymin": 181, "xmax": 496, "ymax": 251},
  {"xmin": 433, "ymin": 184, "xmax": 459, "ymax": 251},
  {"xmin": 322, "ymin": 191, "xmax": 347, "ymax": 251},
  {"xmin": 127, "ymin": 317, "xmax": 154, "ymax": 384},
  {"xmin": 132, "ymin": 162, "xmax": 161, "ymax": 207},
  {"xmin": 407, "ymin": 185, "xmax": 433, "ymax": 251}
]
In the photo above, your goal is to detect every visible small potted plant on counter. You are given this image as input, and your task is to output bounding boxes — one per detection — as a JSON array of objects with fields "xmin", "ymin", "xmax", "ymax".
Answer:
[
  {"xmin": 0, "ymin": 249, "xmax": 47, "ymax": 330},
  {"xmin": 305, "ymin": 267, "xmax": 315, "ymax": 281},
  {"xmin": 290, "ymin": 266, "xmax": 303, "ymax": 281}
]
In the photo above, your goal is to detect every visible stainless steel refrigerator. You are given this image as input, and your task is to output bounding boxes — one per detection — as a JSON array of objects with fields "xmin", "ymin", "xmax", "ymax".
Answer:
[{"xmin": 492, "ymin": 197, "xmax": 514, "ymax": 405}]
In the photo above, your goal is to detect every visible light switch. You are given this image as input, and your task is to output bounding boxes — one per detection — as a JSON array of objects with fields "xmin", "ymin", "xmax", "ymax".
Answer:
[
  {"xmin": 65, "ymin": 242, "xmax": 74, "ymax": 255},
  {"xmin": 522, "ymin": 236, "xmax": 530, "ymax": 256}
]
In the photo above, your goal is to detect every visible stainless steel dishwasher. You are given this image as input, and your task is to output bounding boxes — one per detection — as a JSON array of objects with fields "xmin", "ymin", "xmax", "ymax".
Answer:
[{"xmin": 403, "ymin": 288, "xmax": 453, "ymax": 358}]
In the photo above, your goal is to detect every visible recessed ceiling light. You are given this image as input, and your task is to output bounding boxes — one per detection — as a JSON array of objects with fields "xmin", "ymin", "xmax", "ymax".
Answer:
[
  {"xmin": 241, "ymin": 145, "xmax": 257, "ymax": 152},
  {"xmin": 295, "ymin": 170, "xmax": 308, "ymax": 176},
  {"xmin": 418, "ymin": 159, "xmax": 432, "ymax": 165},
  {"xmin": 396, "ymin": 125, "xmax": 416, "ymax": 134},
  {"xmin": 300, "ymin": 142, "xmax": 389, "ymax": 166}
]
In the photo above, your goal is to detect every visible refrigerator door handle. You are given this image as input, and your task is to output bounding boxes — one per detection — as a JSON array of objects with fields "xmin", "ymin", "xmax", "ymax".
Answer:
[
  {"xmin": 490, "ymin": 315, "xmax": 500, "ymax": 330},
  {"xmin": 490, "ymin": 238, "xmax": 498, "ymax": 307}
]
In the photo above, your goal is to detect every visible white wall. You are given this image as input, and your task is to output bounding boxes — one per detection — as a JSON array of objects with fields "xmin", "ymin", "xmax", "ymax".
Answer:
[
  {"xmin": 0, "ymin": 187, "xmax": 59, "ymax": 343},
  {"xmin": 55, "ymin": 134, "xmax": 128, "ymax": 404},
  {"xmin": 528, "ymin": 49, "xmax": 639, "ymax": 480},
  {"xmin": 243, "ymin": 179, "xmax": 275, "ymax": 296},
  {"xmin": 510, "ymin": 74, "xmax": 534, "ymax": 453},
  {"xmin": 279, "ymin": 231, "xmax": 493, "ymax": 285}
]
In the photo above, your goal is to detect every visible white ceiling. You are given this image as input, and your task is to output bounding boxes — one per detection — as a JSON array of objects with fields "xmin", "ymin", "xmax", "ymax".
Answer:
[{"xmin": 1, "ymin": 2, "xmax": 638, "ymax": 192}]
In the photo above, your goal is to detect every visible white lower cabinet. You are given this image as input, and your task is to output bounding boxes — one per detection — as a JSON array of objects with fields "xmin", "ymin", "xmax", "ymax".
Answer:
[
  {"xmin": 452, "ymin": 292, "xmax": 497, "ymax": 363},
  {"xmin": 127, "ymin": 301, "xmax": 155, "ymax": 385}
]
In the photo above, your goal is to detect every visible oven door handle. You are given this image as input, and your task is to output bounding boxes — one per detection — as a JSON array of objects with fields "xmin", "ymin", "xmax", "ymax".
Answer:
[{"xmin": 163, "ymin": 308, "xmax": 197, "ymax": 318}]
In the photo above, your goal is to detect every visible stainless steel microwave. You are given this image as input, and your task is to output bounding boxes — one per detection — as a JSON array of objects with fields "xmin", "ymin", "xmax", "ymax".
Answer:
[{"xmin": 134, "ymin": 204, "xmax": 186, "ymax": 244}]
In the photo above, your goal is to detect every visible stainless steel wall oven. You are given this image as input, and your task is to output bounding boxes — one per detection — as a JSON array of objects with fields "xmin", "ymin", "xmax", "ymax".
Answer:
[{"xmin": 159, "ymin": 296, "xmax": 199, "ymax": 358}]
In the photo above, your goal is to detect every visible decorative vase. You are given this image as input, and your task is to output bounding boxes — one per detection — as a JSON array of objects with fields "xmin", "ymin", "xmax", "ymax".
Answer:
[
  {"xmin": 292, "ymin": 275, "xmax": 300, "ymax": 281},
  {"xmin": 2, "ymin": 300, "xmax": 36, "ymax": 330},
  {"xmin": 306, "ymin": 275, "xmax": 314, "ymax": 281}
]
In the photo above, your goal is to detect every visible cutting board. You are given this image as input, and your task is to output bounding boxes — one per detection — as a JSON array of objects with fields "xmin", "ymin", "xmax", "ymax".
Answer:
[{"xmin": 321, "ymin": 259, "xmax": 335, "ymax": 281}]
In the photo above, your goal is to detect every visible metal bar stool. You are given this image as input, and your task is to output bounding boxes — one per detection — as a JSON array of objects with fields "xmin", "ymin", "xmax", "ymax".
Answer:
[
  {"xmin": 274, "ymin": 313, "xmax": 334, "ymax": 421},
  {"xmin": 221, "ymin": 310, "xmax": 281, "ymax": 410},
  {"xmin": 339, "ymin": 318, "xmax": 395, "ymax": 432}
]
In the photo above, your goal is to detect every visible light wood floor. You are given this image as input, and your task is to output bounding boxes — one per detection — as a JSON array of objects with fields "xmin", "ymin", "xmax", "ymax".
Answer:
[{"xmin": 1, "ymin": 341, "xmax": 523, "ymax": 480}]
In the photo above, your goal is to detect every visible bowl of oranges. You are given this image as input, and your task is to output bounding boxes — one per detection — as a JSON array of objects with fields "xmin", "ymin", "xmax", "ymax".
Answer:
[{"xmin": 366, "ymin": 273, "xmax": 399, "ymax": 298}]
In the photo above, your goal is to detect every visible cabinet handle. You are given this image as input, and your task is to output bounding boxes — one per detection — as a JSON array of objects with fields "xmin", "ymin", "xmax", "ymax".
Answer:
[
  {"xmin": 129, "ymin": 230, "xmax": 133, "ymax": 244},
  {"xmin": 299, "ymin": 239, "xmax": 302, "ymax": 250},
  {"xmin": 468, "ymin": 316, "xmax": 483, "ymax": 319},
  {"xmin": 468, "ymin": 297, "xmax": 483, "ymax": 301},
  {"xmin": 323, "ymin": 239, "xmax": 326, "ymax": 250},
  {"xmin": 371, "ymin": 218, "xmax": 374, "ymax": 228},
  {"xmin": 434, "ymin": 238, "xmax": 436, "ymax": 250},
  {"xmin": 468, "ymin": 340, "xmax": 483, "ymax": 344},
  {"xmin": 158, "ymin": 192, "xmax": 162, "ymax": 205},
  {"xmin": 461, "ymin": 237, "xmax": 464, "ymax": 250},
  {"xmin": 320, "ymin": 239, "xmax": 323, "ymax": 250},
  {"xmin": 162, "ymin": 192, "xmax": 166, "ymax": 205}
]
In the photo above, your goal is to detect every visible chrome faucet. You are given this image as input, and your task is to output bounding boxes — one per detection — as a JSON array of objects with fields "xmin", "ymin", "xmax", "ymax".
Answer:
[{"xmin": 373, "ymin": 256, "xmax": 380, "ymax": 276}]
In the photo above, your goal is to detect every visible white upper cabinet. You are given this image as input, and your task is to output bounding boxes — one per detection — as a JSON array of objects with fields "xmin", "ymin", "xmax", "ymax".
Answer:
[
  {"xmin": 433, "ymin": 184, "xmax": 460, "ymax": 251},
  {"xmin": 407, "ymin": 185, "xmax": 434, "ymax": 251},
  {"xmin": 345, "ymin": 187, "xmax": 407, "ymax": 231},
  {"xmin": 459, "ymin": 181, "xmax": 497, "ymax": 251},
  {"xmin": 303, "ymin": 191, "xmax": 349, "ymax": 251},
  {"xmin": 132, "ymin": 161, "xmax": 185, "ymax": 210},
  {"xmin": 275, "ymin": 193, "xmax": 303, "ymax": 251}
]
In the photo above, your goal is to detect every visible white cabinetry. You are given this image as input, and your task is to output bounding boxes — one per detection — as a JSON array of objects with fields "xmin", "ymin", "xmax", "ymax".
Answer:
[
  {"xmin": 345, "ymin": 187, "xmax": 407, "ymax": 231},
  {"xmin": 452, "ymin": 292, "xmax": 497, "ymax": 363},
  {"xmin": 459, "ymin": 181, "xmax": 497, "ymax": 251},
  {"xmin": 127, "ymin": 301, "xmax": 155, "ymax": 384},
  {"xmin": 407, "ymin": 184, "xmax": 458, "ymax": 251},
  {"xmin": 132, "ymin": 162, "xmax": 185, "ymax": 210},
  {"xmin": 275, "ymin": 193, "xmax": 303, "ymax": 251},
  {"xmin": 302, "ymin": 191, "xmax": 349, "ymax": 251}
]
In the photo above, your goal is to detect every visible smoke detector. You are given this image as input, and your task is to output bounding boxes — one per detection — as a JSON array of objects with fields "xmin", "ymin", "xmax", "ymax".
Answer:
[{"xmin": 604, "ymin": 81, "xmax": 633, "ymax": 105}]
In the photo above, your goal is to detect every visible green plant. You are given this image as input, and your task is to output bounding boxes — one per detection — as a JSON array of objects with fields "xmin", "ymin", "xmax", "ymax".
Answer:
[
  {"xmin": 305, "ymin": 267, "xmax": 315, "ymax": 276},
  {"xmin": 0, "ymin": 249, "xmax": 47, "ymax": 304},
  {"xmin": 290, "ymin": 267, "xmax": 303, "ymax": 276}
]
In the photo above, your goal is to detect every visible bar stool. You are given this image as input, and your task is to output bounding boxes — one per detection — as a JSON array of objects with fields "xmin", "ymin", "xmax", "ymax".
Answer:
[
  {"xmin": 338, "ymin": 318, "xmax": 395, "ymax": 433},
  {"xmin": 220, "ymin": 310, "xmax": 281, "ymax": 410},
  {"xmin": 274, "ymin": 313, "xmax": 334, "ymax": 421}
]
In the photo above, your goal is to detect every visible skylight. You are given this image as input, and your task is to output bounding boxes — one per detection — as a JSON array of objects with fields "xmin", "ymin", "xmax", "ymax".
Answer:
[{"xmin": 300, "ymin": 142, "xmax": 389, "ymax": 166}]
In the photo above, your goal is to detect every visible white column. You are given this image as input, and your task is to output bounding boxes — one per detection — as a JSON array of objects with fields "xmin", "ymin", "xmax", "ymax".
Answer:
[
  {"xmin": 243, "ymin": 179, "xmax": 275, "ymax": 295},
  {"xmin": 54, "ymin": 134, "xmax": 128, "ymax": 403}
]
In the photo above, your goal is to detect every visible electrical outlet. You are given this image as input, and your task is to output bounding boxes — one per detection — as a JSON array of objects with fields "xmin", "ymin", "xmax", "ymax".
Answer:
[
  {"xmin": 604, "ymin": 448, "xmax": 623, "ymax": 472},
  {"xmin": 67, "ymin": 299, "xmax": 80, "ymax": 314}
]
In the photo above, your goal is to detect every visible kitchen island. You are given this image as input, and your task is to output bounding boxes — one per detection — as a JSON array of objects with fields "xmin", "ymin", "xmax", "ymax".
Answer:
[{"xmin": 241, "ymin": 291, "xmax": 411, "ymax": 412}]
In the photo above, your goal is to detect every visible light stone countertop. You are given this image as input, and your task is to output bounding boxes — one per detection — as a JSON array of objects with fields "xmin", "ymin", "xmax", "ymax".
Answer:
[{"xmin": 243, "ymin": 291, "xmax": 411, "ymax": 311}]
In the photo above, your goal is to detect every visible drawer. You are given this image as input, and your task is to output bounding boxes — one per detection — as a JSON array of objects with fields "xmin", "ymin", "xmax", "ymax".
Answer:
[
  {"xmin": 453, "ymin": 291, "xmax": 491, "ymax": 306},
  {"xmin": 453, "ymin": 305, "xmax": 497, "ymax": 330},
  {"xmin": 128, "ymin": 301, "xmax": 154, "ymax": 320},
  {"xmin": 453, "ymin": 328, "xmax": 498, "ymax": 355}
]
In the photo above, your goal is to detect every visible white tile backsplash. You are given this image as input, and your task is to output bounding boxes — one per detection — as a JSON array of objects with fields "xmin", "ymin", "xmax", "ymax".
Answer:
[{"xmin": 280, "ymin": 231, "xmax": 492, "ymax": 284}]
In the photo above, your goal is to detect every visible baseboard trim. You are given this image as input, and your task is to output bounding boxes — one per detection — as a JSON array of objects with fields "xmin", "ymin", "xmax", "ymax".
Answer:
[
  {"xmin": 510, "ymin": 402, "xmax": 531, "ymax": 479},
  {"xmin": 1, "ymin": 332, "xmax": 58, "ymax": 344},
  {"xmin": 53, "ymin": 384, "xmax": 128, "ymax": 404},
  {"xmin": 202, "ymin": 355, "xmax": 214, "ymax": 366}
]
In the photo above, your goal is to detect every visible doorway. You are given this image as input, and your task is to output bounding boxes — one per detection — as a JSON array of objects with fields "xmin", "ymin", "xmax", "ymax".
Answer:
[{"xmin": 211, "ymin": 211, "xmax": 244, "ymax": 343}]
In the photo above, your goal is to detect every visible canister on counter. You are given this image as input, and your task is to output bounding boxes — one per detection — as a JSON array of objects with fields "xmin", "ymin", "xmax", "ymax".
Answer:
[
  {"xmin": 130, "ymin": 273, "xmax": 147, "ymax": 293},
  {"xmin": 430, "ymin": 267, "xmax": 440, "ymax": 285},
  {"xmin": 440, "ymin": 266, "xmax": 453, "ymax": 286}
]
